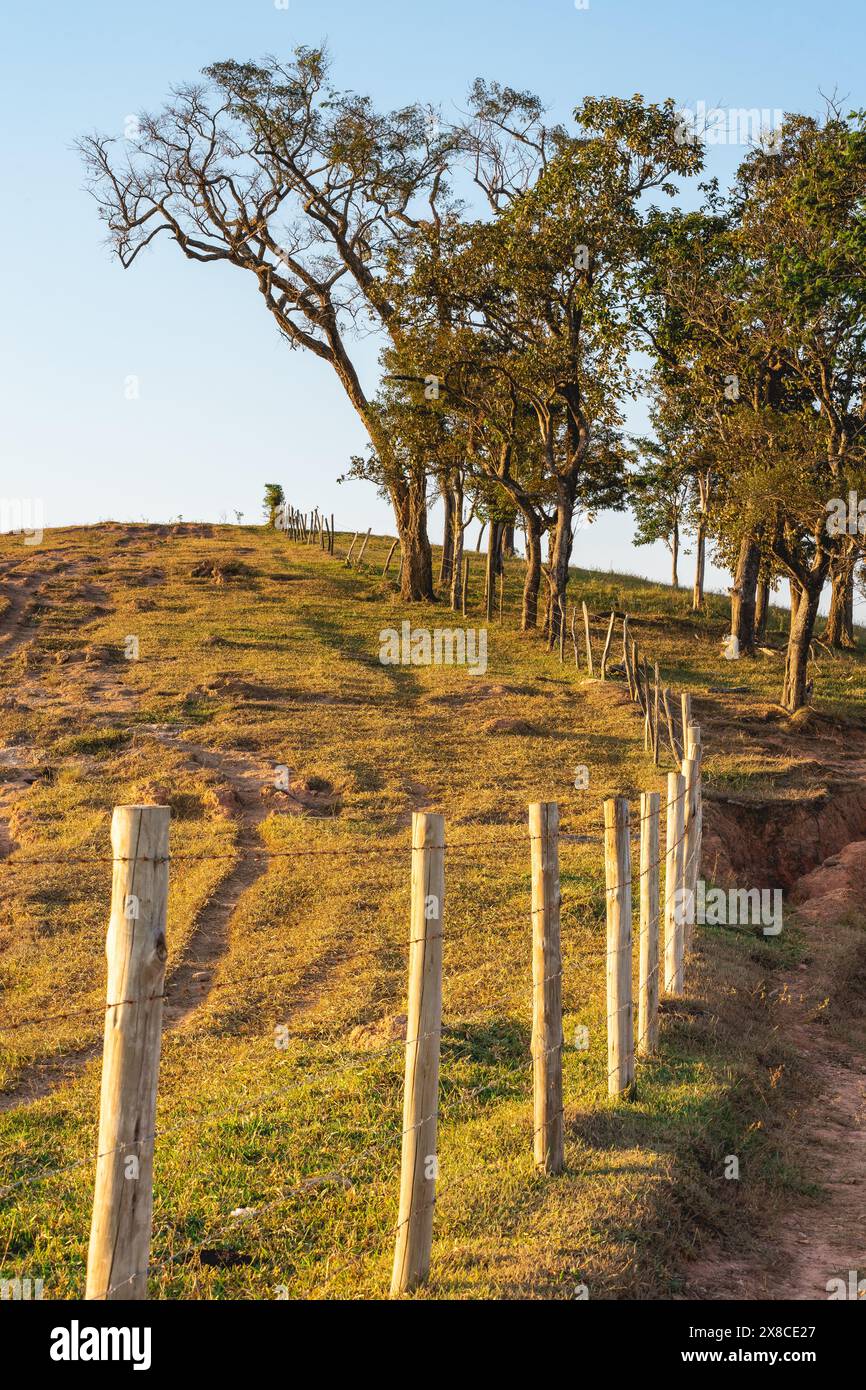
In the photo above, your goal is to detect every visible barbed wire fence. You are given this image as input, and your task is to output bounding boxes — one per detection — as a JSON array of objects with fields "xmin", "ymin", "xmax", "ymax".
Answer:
[
  {"xmin": 0, "ymin": 729, "xmax": 715, "ymax": 1301},
  {"xmin": 0, "ymin": 515, "xmax": 736, "ymax": 1302}
]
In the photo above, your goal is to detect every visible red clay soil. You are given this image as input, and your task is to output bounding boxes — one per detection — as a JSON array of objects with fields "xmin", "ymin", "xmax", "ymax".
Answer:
[{"xmin": 686, "ymin": 813, "xmax": 866, "ymax": 1300}]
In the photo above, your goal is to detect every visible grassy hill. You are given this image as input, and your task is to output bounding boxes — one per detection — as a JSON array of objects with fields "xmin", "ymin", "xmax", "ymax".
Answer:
[{"xmin": 1, "ymin": 521, "xmax": 865, "ymax": 1299}]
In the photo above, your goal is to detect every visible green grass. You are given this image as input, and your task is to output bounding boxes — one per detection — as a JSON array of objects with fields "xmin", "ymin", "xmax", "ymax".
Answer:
[{"xmin": 0, "ymin": 520, "xmax": 861, "ymax": 1299}]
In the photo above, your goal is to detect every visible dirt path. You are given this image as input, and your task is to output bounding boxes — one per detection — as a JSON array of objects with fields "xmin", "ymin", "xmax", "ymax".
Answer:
[
  {"xmin": 685, "ymin": 841, "xmax": 866, "ymax": 1301},
  {"xmin": 152, "ymin": 735, "xmax": 273, "ymax": 1030},
  {"xmin": 0, "ymin": 733, "xmax": 276, "ymax": 1110},
  {"xmin": 0, "ymin": 568, "xmax": 44, "ymax": 660},
  {"xmin": 0, "ymin": 536, "xmax": 343, "ymax": 1108}
]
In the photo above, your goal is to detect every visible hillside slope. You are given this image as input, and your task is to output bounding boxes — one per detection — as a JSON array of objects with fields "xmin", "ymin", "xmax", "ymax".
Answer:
[{"xmin": 1, "ymin": 522, "xmax": 865, "ymax": 1299}]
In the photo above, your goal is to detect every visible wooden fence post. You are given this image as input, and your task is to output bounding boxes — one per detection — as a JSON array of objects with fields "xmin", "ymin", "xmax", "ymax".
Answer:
[
  {"xmin": 600, "ymin": 610, "xmax": 615, "ymax": 680},
  {"xmin": 638, "ymin": 791, "xmax": 661, "ymax": 1057},
  {"xmin": 622, "ymin": 616, "xmax": 634, "ymax": 698},
  {"xmin": 683, "ymin": 726, "xmax": 702, "ymax": 950},
  {"xmin": 582, "ymin": 601, "xmax": 594, "ymax": 675},
  {"xmin": 86, "ymin": 805, "xmax": 170, "ymax": 1301},
  {"xmin": 356, "ymin": 527, "xmax": 372, "ymax": 568},
  {"xmin": 681, "ymin": 692, "xmax": 691, "ymax": 753},
  {"xmin": 663, "ymin": 686, "xmax": 680, "ymax": 761},
  {"xmin": 603, "ymin": 797, "xmax": 635, "ymax": 1098},
  {"xmin": 664, "ymin": 773, "xmax": 686, "ymax": 997},
  {"xmin": 529, "ymin": 802, "xmax": 564, "ymax": 1173},
  {"xmin": 461, "ymin": 556, "xmax": 469, "ymax": 616},
  {"xmin": 652, "ymin": 663, "xmax": 660, "ymax": 766},
  {"xmin": 382, "ymin": 538, "xmax": 399, "ymax": 576},
  {"xmin": 633, "ymin": 644, "xmax": 646, "ymax": 716},
  {"xmin": 391, "ymin": 812, "xmax": 444, "ymax": 1296},
  {"xmin": 681, "ymin": 755, "xmax": 700, "ymax": 958}
]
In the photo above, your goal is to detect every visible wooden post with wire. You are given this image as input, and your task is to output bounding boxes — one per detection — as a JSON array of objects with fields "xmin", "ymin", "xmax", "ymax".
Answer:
[
  {"xmin": 86, "ymin": 805, "xmax": 170, "ymax": 1301},
  {"xmin": 652, "ymin": 663, "xmax": 660, "ymax": 766},
  {"xmin": 663, "ymin": 686, "xmax": 679, "ymax": 761},
  {"xmin": 600, "ymin": 610, "xmax": 616, "ymax": 680},
  {"xmin": 603, "ymin": 797, "xmax": 635, "ymax": 1098},
  {"xmin": 382, "ymin": 537, "xmax": 399, "ymax": 577},
  {"xmin": 391, "ymin": 812, "xmax": 444, "ymax": 1296},
  {"xmin": 682, "ymin": 726, "xmax": 702, "ymax": 951},
  {"xmin": 681, "ymin": 755, "xmax": 700, "ymax": 956},
  {"xmin": 355, "ymin": 527, "xmax": 372, "ymax": 568},
  {"xmin": 529, "ymin": 802, "xmax": 564, "ymax": 1174},
  {"xmin": 681, "ymin": 692, "xmax": 691, "ymax": 754},
  {"xmin": 582, "ymin": 601, "xmax": 594, "ymax": 675},
  {"xmin": 638, "ymin": 791, "xmax": 661, "ymax": 1057},
  {"xmin": 664, "ymin": 772, "xmax": 686, "ymax": 997}
]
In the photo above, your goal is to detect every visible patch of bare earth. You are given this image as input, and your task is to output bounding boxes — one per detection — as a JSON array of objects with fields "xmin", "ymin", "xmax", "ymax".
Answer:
[{"xmin": 685, "ymin": 835, "xmax": 866, "ymax": 1300}]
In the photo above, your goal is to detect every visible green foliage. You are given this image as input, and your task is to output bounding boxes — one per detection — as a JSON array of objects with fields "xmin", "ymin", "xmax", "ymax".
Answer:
[{"xmin": 263, "ymin": 483, "xmax": 285, "ymax": 528}]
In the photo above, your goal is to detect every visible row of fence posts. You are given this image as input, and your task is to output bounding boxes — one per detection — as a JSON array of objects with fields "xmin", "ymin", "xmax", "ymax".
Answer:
[
  {"xmin": 276, "ymin": 513, "xmax": 686, "ymax": 726},
  {"xmin": 83, "ymin": 720, "xmax": 702, "ymax": 1299},
  {"xmin": 279, "ymin": 504, "xmax": 335, "ymax": 554}
]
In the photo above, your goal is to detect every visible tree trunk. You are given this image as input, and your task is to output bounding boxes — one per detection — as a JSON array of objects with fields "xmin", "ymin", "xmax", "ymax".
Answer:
[
  {"xmin": 545, "ymin": 494, "xmax": 575, "ymax": 649},
  {"xmin": 501, "ymin": 523, "xmax": 516, "ymax": 557},
  {"xmin": 692, "ymin": 517, "xmax": 706, "ymax": 611},
  {"xmin": 823, "ymin": 551, "xmax": 857, "ymax": 648},
  {"xmin": 485, "ymin": 521, "xmax": 502, "ymax": 621},
  {"xmin": 789, "ymin": 579, "xmax": 801, "ymax": 626},
  {"xmin": 521, "ymin": 512, "xmax": 543, "ymax": 630},
  {"xmin": 730, "ymin": 536, "xmax": 761, "ymax": 653},
  {"xmin": 782, "ymin": 579, "xmax": 822, "ymax": 712},
  {"xmin": 438, "ymin": 480, "xmax": 454, "ymax": 589},
  {"xmin": 449, "ymin": 483, "xmax": 465, "ymax": 612},
  {"xmin": 754, "ymin": 574, "xmax": 769, "ymax": 643},
  {"xmin": 691, "ymin": 471, "xmax": 710, "ymax": 611},
  {"xmin": 671, "ymin": 523, "xmax": 679, "ymax": 590},
  {"xmin": 393, "ymin": 469, "xmax": 435, "ymax": 602}
]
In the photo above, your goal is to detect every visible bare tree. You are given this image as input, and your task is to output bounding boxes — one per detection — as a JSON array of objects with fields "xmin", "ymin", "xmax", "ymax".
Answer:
[{"xmin": 79, "ymin": 47, "xmax": 458, "ymax": 600}]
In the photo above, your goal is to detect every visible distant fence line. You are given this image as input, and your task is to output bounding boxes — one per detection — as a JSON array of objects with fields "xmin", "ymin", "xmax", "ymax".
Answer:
[{"xmin": 277, "ymin": 499, "xmax": 695, "ymax": 770}]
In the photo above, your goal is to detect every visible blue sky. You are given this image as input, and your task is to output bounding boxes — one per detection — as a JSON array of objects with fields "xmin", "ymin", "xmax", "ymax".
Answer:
[{"xmin": 1, "ymin": 0, "xmax": 862, "ymax": 602}]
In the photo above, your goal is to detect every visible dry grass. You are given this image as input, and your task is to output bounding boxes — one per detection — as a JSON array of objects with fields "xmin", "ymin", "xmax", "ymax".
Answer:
[{"xmin": 0, "ymin": 521, "xmax": 862, "ymax": 1299}]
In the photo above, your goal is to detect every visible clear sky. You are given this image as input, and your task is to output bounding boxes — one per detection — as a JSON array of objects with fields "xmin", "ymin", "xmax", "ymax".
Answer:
[{"xmin": 1, "ymin": 0, "xmax": 862, "ymax": 604}]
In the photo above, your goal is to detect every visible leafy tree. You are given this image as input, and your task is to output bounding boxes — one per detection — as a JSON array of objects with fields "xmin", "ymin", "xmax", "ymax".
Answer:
[
  {"xmin": 641, "ymin": 110, "xmax": 866, "ymax": 706},
  {"xmin": 630, "ymin": 437, "xmax": 691, "ymax": 587},
  {"xmin": 263, "ymin": 483, "xmax": 285, "ymax": 528},
  {"xmin": 79, "ymin": 46, "xmax": 458, "ymax": 600}
]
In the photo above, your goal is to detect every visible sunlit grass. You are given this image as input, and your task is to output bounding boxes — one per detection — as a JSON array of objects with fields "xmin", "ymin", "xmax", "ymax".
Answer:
[{"xmin": 0, "ymin": 521, "xmax": 857, "ymax": 1298}]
